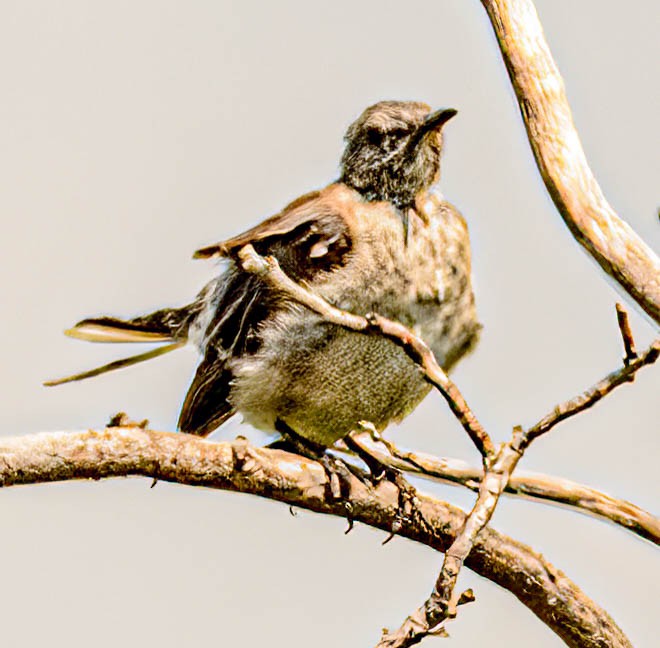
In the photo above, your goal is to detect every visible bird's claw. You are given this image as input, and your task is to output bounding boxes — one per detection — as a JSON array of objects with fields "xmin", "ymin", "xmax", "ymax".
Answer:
[
  {"xmin": 317, "ymin": 453, "xmax": 359, "ymax": 532},
  {"xmin": 345, "ymin": 428, "xmax": 420, "ymax": 542},
  {"xmin": 380, "ymin": 466, "xmax": 418, "ymax": 544}
]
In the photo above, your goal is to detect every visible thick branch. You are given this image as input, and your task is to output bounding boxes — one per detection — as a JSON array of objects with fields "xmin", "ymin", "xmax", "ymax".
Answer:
[
  {"xmin": 0, "ymin": 428, "xmax": 631, "ymax": 648},
  {"xmin": 346, "ymin": 433, "xmax": 660, "ymax": 545},
  {"xmin": 481, "ymin": 0, "xmax": 660, "ymax": 324}
]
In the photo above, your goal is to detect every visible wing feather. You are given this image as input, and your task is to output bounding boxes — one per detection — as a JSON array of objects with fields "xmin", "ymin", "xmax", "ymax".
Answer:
[
  {"xmin": 192, "ymin": 190, "xmax": 348, "ymax": 262},
  {"xmin": 180, "ymin": 187, "xmax": 353, "ymax": 436}
]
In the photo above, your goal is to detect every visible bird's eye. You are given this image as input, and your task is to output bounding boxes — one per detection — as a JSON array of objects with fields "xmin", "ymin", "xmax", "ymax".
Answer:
[
  {"xmin": 367, "ymin": 127, "xmax": 409, "ymax": 147},
  {"xmin": 389, "ymin": 128, "xmax": 408, "ymax": 139},
  {"xmin": 366, "ymin": 128, "xmax": 383, "ymax": 147}
]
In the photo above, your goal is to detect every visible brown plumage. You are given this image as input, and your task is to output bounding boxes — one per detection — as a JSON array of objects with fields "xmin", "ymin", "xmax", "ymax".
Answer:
[{"xmin": 48, "ymin": 100, "xmax": 481, "ymax": 449}]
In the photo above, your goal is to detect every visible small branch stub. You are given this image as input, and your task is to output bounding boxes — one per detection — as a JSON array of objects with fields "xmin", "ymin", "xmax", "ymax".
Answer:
[{"xmin": 616, "ymin": 303, "xmax": 638, "ymax": 366}]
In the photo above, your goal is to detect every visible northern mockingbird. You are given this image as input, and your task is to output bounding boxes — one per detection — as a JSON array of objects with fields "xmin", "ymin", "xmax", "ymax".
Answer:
[{"xmin": 49, "ymin": 100, "xmax": 481, "ymax": 464}]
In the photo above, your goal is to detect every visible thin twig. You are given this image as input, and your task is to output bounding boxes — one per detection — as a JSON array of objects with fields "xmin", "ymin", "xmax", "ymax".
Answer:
[
  {"xmin": 0, "ymin": 428, "xmax": 632, "ymax": 648},
  {"xmin": 344, "ymin": 432, "xmax": 660, "ymax": 545},
  {"xmin": 365, "ymin": 313, "xmax": 494, "ymax": 459},
  {"xmin": 377, "ymin": 431, "xmax": 526, "ymax": 647},
  {"xmin": 524, "ymin": 338, "xmax": 660, "ymax": 448},
  {"xmin": 237, "ymin": 244, "xmax": 368, "ymax": 332}
]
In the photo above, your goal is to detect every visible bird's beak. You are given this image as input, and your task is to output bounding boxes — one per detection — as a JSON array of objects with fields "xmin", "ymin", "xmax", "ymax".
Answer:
[
  {"xmin": 420, "ymin": 108, "xmax": 457, "ymax": 135},
  {"xmin": 409, "ymin": 108, "xmax": 457, "ymax": 149}
]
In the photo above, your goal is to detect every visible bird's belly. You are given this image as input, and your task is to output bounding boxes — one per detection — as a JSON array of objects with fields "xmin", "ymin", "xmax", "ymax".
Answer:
[{"xmin": 229, "ymin": 320, "xmax": 431, "ymax": 446}]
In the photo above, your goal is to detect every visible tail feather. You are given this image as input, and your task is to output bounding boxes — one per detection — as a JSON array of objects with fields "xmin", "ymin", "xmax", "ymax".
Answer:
[
  {"xmin": 44, "ymin": 341, "xmax": 185, "ymax": 386},
  {"xmin": 47, "ymin": 304, "xmax": 198, "ymax": 386},
  {"xmin": 65, "ymin": 317, "xmax": 176, "ymax": 343}
]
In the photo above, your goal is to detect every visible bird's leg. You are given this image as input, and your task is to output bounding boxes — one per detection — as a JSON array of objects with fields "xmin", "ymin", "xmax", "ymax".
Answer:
[
  {"xmin": 345, "ymin": 424, "xmax": 422, "ymax": 544},
  {"xmin": 271, "ymin": 421, "xmax": 358, "ymax": 528}
]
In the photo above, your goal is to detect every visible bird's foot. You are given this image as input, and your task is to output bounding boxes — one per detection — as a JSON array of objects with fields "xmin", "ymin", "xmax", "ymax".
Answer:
[
  {"xmin": 345, "ymin": 427, "xmax": 423, "ymax": 544},
  {"xmin": 318, "ymin": 453, "xmax": 357, "ymax": 533},
  {"xmin": 380, "ymin": 467, "xmax": 418, "ymax": 544},
  {"xmin": 269, "ymin": 424, "xmax": 357, "ymax": 531}
]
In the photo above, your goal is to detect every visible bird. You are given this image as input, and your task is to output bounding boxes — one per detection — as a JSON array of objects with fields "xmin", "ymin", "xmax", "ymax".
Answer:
[{"xmin": 47, "ymin": 100, "xmax": 481, "ymax": 467}]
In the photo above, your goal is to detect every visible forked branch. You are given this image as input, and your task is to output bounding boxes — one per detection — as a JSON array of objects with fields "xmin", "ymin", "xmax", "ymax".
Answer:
[
  {"xmin": 0, "ymin": 428, "xmax": 632, "ymax": 648},
  {"xmin": 376, "ymin": 317, "xmax": 657, "ymax": 647},
  {"xmin": 343, "ymin": 434, "xmax": 659, "ymax": 545},
  {"xmin": 237, "ymin": 244, "xmax": 655, "ymax": 647}
]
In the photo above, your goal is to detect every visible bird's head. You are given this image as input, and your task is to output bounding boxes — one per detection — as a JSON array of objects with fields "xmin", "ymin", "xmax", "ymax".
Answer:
[{"xmin": 340, "ymin": 101, "xmax": 457, "ymax": 209}]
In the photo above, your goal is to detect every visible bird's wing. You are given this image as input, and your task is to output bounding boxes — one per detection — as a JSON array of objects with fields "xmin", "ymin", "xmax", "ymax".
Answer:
[
  {"xmin": 179, "ymin": 187, "xmax": 354, "ymax": 437},
  {"xmin": 192, "ymin": 189, "xmax": 352, "ymax": 274},
  {"xmin": 177, "ymin": 346, "xmax": 237, "ymax": 437},
  {"xmin": 177, "ymin": 269, "xmax": 265, "ymax": 435},
  {"xmin": 193, "ymin": 191, "xmax": 324, "ymax": 258}
]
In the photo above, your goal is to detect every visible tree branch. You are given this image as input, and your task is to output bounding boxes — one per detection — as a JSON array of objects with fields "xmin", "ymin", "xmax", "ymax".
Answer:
[
  {"xmin": 377, "ymin": 432, "xmax": 526, "ymax": 647},
  {"xmin": 374, "ymin": 320, "xmax": 657, "ymax": 646},
  {"xmin": 480, "ymin": 0, "xmax": 660, "ymax": 324},
  {"xmin": 344, "ymin": 433, "xmax": 660, "ymax": 545},
  {"xmin": 0, "ymin": 428, "xmax": 632, "ymax": 648},
  {"xmin": 237, "ymin": 243, "xmax": 654, "ymax": 647},
  {"xmin": 524, "ymin": 337, "xmax": 660, "ymax": 447}
]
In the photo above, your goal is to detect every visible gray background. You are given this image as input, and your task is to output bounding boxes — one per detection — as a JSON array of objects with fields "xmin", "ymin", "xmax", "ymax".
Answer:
[{"xmin": 1, "ymin": 1, "xmax": 658, "ymax": 646}]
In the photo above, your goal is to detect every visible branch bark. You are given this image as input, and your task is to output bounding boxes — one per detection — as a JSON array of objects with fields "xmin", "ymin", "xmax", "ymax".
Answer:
[
  {"xmin": 481, "ymin": 0, "xmax": 660, "ymax": 325},
  {"xmin": 0, "ymin": 427, "xmax": 632, "ymax": 648}
]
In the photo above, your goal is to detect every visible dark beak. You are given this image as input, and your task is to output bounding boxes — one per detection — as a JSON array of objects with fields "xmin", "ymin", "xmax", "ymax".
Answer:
[
  {"xmin": 421, "ymin": 108, "xmax": 457, "ymax": 134},
  {"xmin": 409, "ymin": 108, "xmax": 457, "ymax": 148}
]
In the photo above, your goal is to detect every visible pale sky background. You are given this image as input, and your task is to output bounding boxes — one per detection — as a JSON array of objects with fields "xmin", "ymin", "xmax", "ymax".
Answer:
[{"xmin": 0, "ymin": 1, "xmax": 658, "ymax": 646}]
